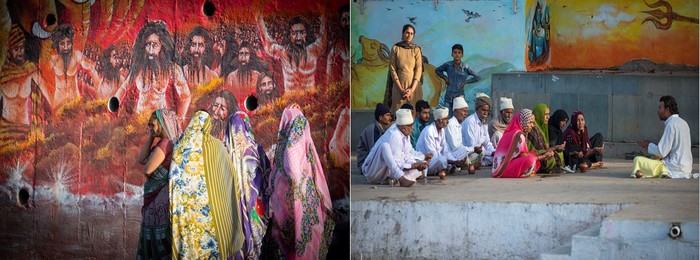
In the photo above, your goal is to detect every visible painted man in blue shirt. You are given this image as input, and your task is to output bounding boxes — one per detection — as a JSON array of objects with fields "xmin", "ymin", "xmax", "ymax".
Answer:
[{"xmin": 435, "ymin": 44, "xmax": 480, "ymax": 117}]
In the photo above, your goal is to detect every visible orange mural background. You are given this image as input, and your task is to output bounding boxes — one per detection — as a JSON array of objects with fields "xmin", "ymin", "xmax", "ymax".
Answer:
[{"xmin": 526, "ymin": 0, "xmax": 698, "ymax": 70}]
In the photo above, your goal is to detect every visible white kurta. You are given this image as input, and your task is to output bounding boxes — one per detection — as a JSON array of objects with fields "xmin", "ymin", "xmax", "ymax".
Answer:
[
  {"xmin": 362, "ymin": 124, "xmax": 426, "ymax": 184},
  {"xmin": 416, "ymin": 123, "xmax": 468, "ymax": 175},
  {"xmin": 462, "ymin": 114, "xmax": 496, "ymax": 165},
  {"xmin": 648, "ymin": 114, "xmax": 693, "ymax": 178}
]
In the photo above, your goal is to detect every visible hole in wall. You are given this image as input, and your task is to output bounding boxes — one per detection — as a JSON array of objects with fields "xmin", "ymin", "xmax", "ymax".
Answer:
[
  {"xmin": 108, "ymin": 97, "xmax": 120, "ymax": 113},
  {"xmin": 203, "ymin": 1, "xmax": 216, "ymax": 17},
  {"xmin": 245, "ymin": 95, "xmax": 258, "ymax": 112},
  {"xmin": 18, "ymin": 188, "xmax": 29, "ymax": 207},
  {"xmin": 46, "ymin": 14, "xmax": 57, "ymax": 26}
]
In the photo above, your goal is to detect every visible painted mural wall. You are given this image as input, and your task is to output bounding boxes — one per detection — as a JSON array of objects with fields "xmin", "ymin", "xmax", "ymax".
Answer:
[
  {"xmin": 527, "ymin": 0, "xmax": 699, "ymax": 70},
  {"xmin": 0, "ymin": 0, "xmax": 349, "ymax": 256},
  {"xmin": 351, "ymin": 0, "xmax": 526, "ymax": 110}
]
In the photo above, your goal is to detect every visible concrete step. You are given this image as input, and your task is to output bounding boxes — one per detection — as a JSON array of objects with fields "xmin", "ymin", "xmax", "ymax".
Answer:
[
  {"xmin": 570, "ymin": 224, "xmax": 601, "ymax": 260},
  {"xmin": 539, "ymin": 241, "xmax": 571, "ymax": 260}
]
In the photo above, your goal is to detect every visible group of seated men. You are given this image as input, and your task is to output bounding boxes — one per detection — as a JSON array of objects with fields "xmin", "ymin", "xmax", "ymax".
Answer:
[{"xmin": 357, "ymin": 94, "xmax": 499, "ymax": 187}]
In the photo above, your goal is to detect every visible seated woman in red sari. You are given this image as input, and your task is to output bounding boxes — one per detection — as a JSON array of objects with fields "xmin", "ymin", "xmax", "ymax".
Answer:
[
  {"xmin": 492, "ymin": 109, "xmax": 553, "ymax": 178},
  {"xmin": 563, "ymin": 111, "xmax": 605, "ymax": 171}
]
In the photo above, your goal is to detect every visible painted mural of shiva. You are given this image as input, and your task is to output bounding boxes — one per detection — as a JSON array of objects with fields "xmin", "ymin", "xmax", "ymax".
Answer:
[
  {"xmin": 527, "ymin": 2, "xmax": 550, "ymax": 65},
  {"xmin": 113, "ymin": 21, "xmax": 191, "ymax": 121}
]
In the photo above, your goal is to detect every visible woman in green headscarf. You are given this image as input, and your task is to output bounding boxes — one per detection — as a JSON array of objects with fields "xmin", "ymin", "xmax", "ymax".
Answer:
[{"xmin": 527, "ymin": 103, "xmax": 567, "ymax": 173}]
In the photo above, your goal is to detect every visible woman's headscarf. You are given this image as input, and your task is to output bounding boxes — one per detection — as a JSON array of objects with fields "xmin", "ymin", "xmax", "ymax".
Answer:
[
  {"xmin": 154, "ymin": 109, "xmax": 182, "ymax": 145},
  {"xmin": 532, "ymin": 103, "xmax": 549, "ymax": 142},
  {"xmin": 492, "ymin": 109, "xmax": 533, "ymax": 178},
  {"xmin": 170, "ymin": 111, "xmax": 244, "ymax": 259},
  {"xmin": 269, "ymin": 108, "xmax": 334, "ymax": 259},
  {"xmin": 224, "ymin": 111, "xmax": 271, "ymax": 259},
  {"xmin": 548, "ymin": 109, "xmax": 568, "ymax": 130},
  {"xmin": 563, "ymin": 110, "xmax": 591, "ymax": 153}
]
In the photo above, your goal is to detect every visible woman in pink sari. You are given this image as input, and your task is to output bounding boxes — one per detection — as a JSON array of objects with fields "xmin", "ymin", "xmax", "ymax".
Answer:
[
  {"xmin": 492, "ymin": 109, "xmax": 553, "ymax": 178},
  {"xmin": 268, "ymin": 106, "xmax": 334, "ymax": 259}
]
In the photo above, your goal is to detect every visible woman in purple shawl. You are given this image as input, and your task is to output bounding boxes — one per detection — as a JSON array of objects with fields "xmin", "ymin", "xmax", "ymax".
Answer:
[{"xmin": 224, "ymin": 111, "xmax": 272, "ymax": 259}]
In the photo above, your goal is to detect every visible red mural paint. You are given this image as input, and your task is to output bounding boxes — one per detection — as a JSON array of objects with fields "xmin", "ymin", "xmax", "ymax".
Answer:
[{"xmin": 0, "ymin": 0, "xmax": 350, "ymax": 200}]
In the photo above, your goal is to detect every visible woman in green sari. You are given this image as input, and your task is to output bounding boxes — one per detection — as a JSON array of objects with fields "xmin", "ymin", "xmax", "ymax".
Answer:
[{"xmin": 527, "ymin": 103, "xmax": 568, "ymax": 173}]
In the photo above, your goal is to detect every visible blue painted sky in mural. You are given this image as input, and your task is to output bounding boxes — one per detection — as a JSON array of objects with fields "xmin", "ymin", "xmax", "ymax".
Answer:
[
  {"xmin": 351, "ymin": 0, "xmax": 526, "ymax": 109},
  {"xmin": 351, "ymin": 0, "xmax": 525, "ymax": 70}
]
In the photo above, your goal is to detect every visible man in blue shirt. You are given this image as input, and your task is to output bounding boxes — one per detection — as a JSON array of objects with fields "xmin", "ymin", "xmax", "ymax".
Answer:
[
  {"xmin": 410, "ymin": 100, "xmax": 432, "ymax": 148},
  {"xmin": 435, "ymin": 44, "xmax": 480, "ymax": 117}
]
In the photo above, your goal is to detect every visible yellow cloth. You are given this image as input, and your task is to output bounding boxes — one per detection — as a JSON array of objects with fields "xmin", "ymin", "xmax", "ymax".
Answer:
[
  {"xmin": 632, "ymin": 156, "xmax": 668, "ymax": 178},
  {"xmin": 170, "ymin": 111, "xmax": 244, "ymax": 259}
]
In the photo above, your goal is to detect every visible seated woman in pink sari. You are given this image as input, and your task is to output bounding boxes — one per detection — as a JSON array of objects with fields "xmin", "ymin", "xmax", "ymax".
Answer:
[
  {"xmin": 269, "ymin": 106, "xmax": 335, "ymax": 259},
  {"xmin": 136, "ymin": 109, "xmax": 181, "ymax": 259},
  {"xmin": 492, "ymin": 109, "xmax": 553, "ymax": 178}
]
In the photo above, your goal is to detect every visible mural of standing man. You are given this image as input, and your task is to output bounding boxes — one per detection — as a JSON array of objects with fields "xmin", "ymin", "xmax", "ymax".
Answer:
[
  {"xmin": 0, "ymin": 25, "xmax": 50, "ymax": 127},
  {"xmin": 96, "ymin": 45, "xmax": 126, "ymax": 99},
  {"xmin": 113, "ymin": 20, "xmax": 191, "ymax": 121},
  {"xmin": 50, "ymin": 24, "xmax": 99, "ymax": 109},
  {"xmin": 257, "ymin": 11, "xmax": 327, "ymax": 92}
]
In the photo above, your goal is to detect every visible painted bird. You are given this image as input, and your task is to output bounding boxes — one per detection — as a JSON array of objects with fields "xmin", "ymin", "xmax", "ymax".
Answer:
[{"xmin": 407, "ymin": 17, "xmax": 417, "ymax": 24}]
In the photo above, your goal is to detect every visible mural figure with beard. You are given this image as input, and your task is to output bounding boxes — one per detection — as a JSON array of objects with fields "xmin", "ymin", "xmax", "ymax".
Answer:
[
  {"xmin": 113, "ymin": 21, "xmax": 191, "ymax": 121},
  {"xmin": 257, "ymin": 12, "xmax": 327, "ymax": 92},
  {"xmin": 0, "ymin": 24, "xmax": 50, "ymax": 126},
  {"xmin": 182, "ymin": 26, "xmax": 219, "ymax": 89},
  {"xmin": 326, "ymin": 4, "xmax": 350, "ymax": 86},
  {"xmin": 49, "ymin": 24, "xmax": 99, "ymax": 109},
  {"xmin": 255, "ymin": 71, "xmax": 279, "ymax": 107},
  {"xmin": 208, "ymin": 89, "xmax": 240, "ymax": 140},
  {"xmin": 226, "ymin": 41, "xmax": 263, "ymax": 110},
  {"xmin": 96, "ymin": 45, "xmax": 126, "ymax": 99},
  {"xmin": 211, "ymin": 26, "xmax": 236, "ymax": 77}
]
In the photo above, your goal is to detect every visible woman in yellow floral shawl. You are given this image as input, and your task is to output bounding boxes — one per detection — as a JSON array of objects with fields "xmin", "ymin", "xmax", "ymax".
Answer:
[{"xmin": 169, "ymin": 110, "xmax": 244, "ymax": 259}]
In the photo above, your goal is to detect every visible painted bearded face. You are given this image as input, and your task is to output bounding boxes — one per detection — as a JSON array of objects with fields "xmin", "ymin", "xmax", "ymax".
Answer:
[
  {"xmin": 238, "ymin": 46, "xmax": 251, "ymax": 65},
  {"xmin": 190, "ymin": 35, "xmax": 205, "ymax": 61},
  {"xmin": 58, "ymin": 37, "xmax": 72, "ymax": 54},
  {"xmin": 145, "ymin": 34, "xmax": 162, "ymax": 60},
  {"xmin": 109, "ymin": 50, "xmax": 121, "ymax": 68},
  {"xmin": 9, "ymin": 43, "xmax": 25, "ymax": 65},
  {"xmin": 290, "ymin": 23, "xmax": 307, "ymax": 46},
  {"xmin": 210, "ymin": 97, "xmax": 229, "ymax": 121},
  {"xmin": 259, "ymin": 76, "xmax": 274, "ymax": 94}
]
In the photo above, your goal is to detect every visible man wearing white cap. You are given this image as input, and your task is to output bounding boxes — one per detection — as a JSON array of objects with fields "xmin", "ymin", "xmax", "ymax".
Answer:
[
  {"xmin": 416, "ymin": 107, "xmax": 469, "ymax": 176},
  {"xmin": 445, "ymin": 96, "xmax": 477, "ymax": 174},
  {"xmin": 463, "ymin": 93, "xmax": 496, "ymax": 168},
  {"xmin": 489, "ymin": 97, "xmax": 514, "ymax": 147},
  {"xmin": 362, "ymin": 109, "xmax": 432, "ymax": 187}
]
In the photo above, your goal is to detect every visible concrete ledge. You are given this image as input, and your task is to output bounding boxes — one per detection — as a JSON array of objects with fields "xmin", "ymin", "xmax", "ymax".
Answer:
[{"xmin": 351, "ymin": 157, "xmax": 699, "ymax": 259}]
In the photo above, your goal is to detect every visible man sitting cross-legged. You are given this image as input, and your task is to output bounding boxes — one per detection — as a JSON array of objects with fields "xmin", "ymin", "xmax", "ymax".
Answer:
[
  {"xmin": 416, "ymin": 107, "xmax": 470, "ymax": 176},
  {"xmin": 362, "ymin": 109, "xmax": 433, "ymax": 187}
]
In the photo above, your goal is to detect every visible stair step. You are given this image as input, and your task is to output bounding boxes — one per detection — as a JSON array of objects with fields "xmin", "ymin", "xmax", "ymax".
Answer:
[
  {"xmin": 571, "ymin": 224, "xmax": 601, "ymax": 260},
  {"xmin": 539, "ymin": 241, "xmax": 571, "ymax": 260}
]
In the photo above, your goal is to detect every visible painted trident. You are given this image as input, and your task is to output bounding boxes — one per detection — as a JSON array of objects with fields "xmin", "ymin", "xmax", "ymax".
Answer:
[{"xmin": 642, "ymin": 0, "xmax": 699, "ymax": 30}]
